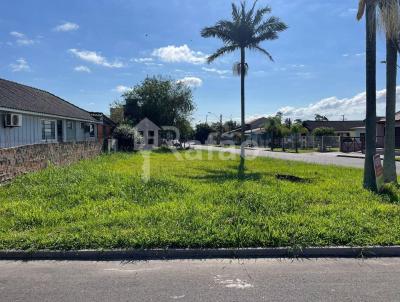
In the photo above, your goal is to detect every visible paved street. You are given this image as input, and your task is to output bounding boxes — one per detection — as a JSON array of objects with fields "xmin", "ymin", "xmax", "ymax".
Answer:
[
  {"xmin": 1, "ymin": 259, "xmax": 400, "ymax": 301},
  {"xmin": 193, "ymin": 145, "xmax": 400, "ymax": 172}
]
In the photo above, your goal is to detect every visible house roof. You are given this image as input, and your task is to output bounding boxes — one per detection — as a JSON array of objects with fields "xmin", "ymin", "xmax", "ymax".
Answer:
[
  {"xmin": 224, "ymin": 117, "xmax": 268, "ymax": 135},
  {"xmin": 90, "ymin": 112, "xmax": 117, "ymax": 126},
  {"xmin": 0, "ymin": 78, "xmax": 96, "ymax": 122},
  {"xmin": 378, "ymin": 111, "xmax": 400, "ymax": 122},
  {"xmin": 135, "ymin": 118, "xmax": 161, "ymax": 130},
  {"xmin": 302, "ymin": 120, "xmax": 365, "ymax": 132}
]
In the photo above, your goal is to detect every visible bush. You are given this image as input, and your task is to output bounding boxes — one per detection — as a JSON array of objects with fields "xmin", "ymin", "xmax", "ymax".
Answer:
[
  {"xmin": 312, "ymin": 127, "xmax": 335, "ymax": 137},
  {"xmin": 113, "ymin": 125, "xmax": 142, "ymax": 151}
]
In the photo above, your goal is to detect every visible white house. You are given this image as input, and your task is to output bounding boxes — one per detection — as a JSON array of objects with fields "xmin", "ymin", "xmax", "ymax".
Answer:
[
  {"xmin": 135, "ymin": 118, "xmax": 161, "ymax": 149},
  {"xmin": 0, "ymin": 78, "xmax": 100, "ymax": 149}
]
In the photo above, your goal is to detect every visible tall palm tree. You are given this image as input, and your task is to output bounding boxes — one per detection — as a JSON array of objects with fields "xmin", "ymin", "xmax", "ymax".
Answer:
[
  {"xmin": 379, "ymin": 0, "xmax": 400, "ymax": 183},
  {"xmin": 201, "ymin": 0, "xmax": 287, "ymax": 162},
  {"xmin": 358, "ymin": 0, "xmax": 378, "ymax": 191}
]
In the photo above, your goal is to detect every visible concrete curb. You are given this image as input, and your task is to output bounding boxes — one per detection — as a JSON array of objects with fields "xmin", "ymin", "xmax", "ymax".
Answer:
[{"xmin": 1, "ymin": 247, "xmax": 400, "ymax": 261}]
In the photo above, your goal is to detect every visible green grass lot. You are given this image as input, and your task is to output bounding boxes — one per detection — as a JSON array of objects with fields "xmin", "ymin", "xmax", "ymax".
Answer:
[{"xmin": 1, "ymin": 150, "xmax": 400, "ymax": 250}]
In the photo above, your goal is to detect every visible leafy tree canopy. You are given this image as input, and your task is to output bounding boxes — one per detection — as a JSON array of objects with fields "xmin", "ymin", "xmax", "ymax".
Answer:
[
  {"xmin": 194, "ymin": 123, "xmax": 215, "ymax": 144},
  {"xmin": 121, "ymin": 76, "xmax": 196, "ymax": 129},
  {"xmin": 314, "ymin": 114, "xmax": 329, "ymax": 121},
  {"xmin": 313, "ymin": 127, "xmax": 335, "ymax": 137}
]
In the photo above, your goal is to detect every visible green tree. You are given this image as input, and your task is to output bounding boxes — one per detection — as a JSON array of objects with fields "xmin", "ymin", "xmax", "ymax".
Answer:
[
  {"xmin": 194, "ymin": 123, "xmax": 214, "ymax": 144},
  {"xmin": 201, "ymin": 0, "xmax": 287, "ymax": 160},
  {"xmin": 379, "ymin": 0, "xmax": 399, "ymax": 183},
  {"xmin": 312, "ymin": 127, "xmax": 335, "ymax": 137},
  {"xmin": 121, "ymin": 76, "xmax": 196, "ymax": 134},
  {"xmin": 358, "ymin": 0, "xmax": 378, "ymax": 191},
  {"xmin": 264, "ymin": 115, "xmax": 282, "ymax": 151},
  {"xmin": 176, "ymin": 118, "xmax": 194, "ymax": 147},
  {"xmin": 291, "ymin": 122, "xmax": 308, "ymax": 153},
  {"xmin": 224, "ymin": 120, "xmax": 240, "ymax": 132},
  {"xmin": 280, "ymin": 125, "xmax": 290, "ymax": 152},
  {"xmin": 112, "ymin": 124, "xmax": 142, "ymax": 151},
  {"xmin": 314, "ymin": 114, "xmax": 329, "ymax": 121}
]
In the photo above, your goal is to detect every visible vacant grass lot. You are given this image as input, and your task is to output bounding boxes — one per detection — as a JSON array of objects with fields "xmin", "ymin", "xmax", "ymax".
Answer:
[{"xmin": 1, "ymin": 150, "xmax": 400, "ymax": 250}]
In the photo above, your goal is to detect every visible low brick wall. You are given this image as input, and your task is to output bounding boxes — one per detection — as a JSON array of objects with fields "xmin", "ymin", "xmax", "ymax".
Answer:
[{"xmin": 0, "ymin": 142, "xmax": 102, "ymax": 183}]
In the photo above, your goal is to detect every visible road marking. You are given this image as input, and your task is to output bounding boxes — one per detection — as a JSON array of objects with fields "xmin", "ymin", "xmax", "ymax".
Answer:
[
  {"xmin": 104, "ymin": 267, "xmax": 165, "ymax": 273},
  {"xmin": 214, "ymin": 275, "xmax": 254, "ymax": 289},
  {"xmin": 170, "ymin": 295, "xmax": 185, "ymax": 299}
]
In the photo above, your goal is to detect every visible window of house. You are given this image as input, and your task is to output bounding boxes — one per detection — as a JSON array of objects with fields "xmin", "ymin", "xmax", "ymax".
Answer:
[
  {"xmin": 41, "ymin": 120, "xmax": 56, "ymax": 141},
  {"xmin": 148, "ymin": 130, "xmax": 155, "ymax": 137},
  {"xmin": 81, "ymin": 122, "xmax": 85, "ymax": 129},
  {"xmin": 67, "ymin": 121, "xmax": 73, "ymax": 129},
  {"xmin": 148, "ymin": 138, "xmax": 154, "ymax": 145},
  {"xmin": 139, "ymin": 131, "xmax": 144, "ymax": 136},
  {"xmin": 89, "ymin": 124, "xmax": 95, "ymax": 137}
]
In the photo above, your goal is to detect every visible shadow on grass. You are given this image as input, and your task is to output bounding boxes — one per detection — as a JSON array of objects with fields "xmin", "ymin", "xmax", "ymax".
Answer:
[
  {"xmin": 189, "ymin": 167, "xmax": 263, "ymax": 183},
  {"xmin": 152, "ymin": 146, "xmax": 174, "ymax": 153},
  {"xmin": 275, "ymin": 174, "xmax": 312, "ymax": 184},
  {"xmin": 380, "ymin": 183, "xmax": 400, "ymax": 203}
]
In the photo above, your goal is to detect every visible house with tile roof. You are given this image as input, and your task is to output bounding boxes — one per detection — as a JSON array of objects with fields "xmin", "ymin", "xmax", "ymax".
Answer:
[{"xmin": 0, "ymin": 78, "xmax": 100, "ymax": 149}]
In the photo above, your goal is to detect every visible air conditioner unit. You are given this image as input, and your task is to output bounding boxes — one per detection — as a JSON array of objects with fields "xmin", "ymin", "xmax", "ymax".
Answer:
[{"xmin": 5, "ymin": 113, "xmax": 22, "ymax": 127}]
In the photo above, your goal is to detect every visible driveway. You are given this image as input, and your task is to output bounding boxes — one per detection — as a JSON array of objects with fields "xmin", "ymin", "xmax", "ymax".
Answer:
[
  {"xmin": 1, "ymin": 259, "xmax": 400, "ymax": 301},
  {"xmin": 193, "ymin": 145, "xmax": 400, "ymax": 172}
]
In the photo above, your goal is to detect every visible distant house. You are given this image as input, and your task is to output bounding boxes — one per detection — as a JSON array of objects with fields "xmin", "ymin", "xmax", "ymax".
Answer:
[
  {"xmin": 90, "ymin": 112, "xmax": 116, "ymax": 144},
  {"xmin": 0, "ymin": 78, "xmax": 99, "ymax": 149},
  {"xmin": 302, "ymin": 120, "xmax": 365, "ymax": 137},
  {"xmin": 134, "ymin": 118, "xmax": 161, "ymax": 149}
]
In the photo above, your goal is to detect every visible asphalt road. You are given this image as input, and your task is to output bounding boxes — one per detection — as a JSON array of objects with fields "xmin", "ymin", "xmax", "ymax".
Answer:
[
  {"xmin": 1, "ymin": 259, "xmax": 400, "ymax": 302},
  {"xmin": 193, "ymin": 145, "xmax": 400, "ymax": 172}
]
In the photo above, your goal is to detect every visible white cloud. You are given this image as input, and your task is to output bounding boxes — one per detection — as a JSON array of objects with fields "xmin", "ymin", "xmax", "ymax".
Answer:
[
  {"xmin": 202, "ymin": 67, "xmax": 230, "ymax": 75},
  {"xmin": 152, "ymin": 45, "xmax": 207, "ymax": 64},
  {"xmin": 54, "ymin": 22, "xmax": 79, "ymax": 32},
  {"xmin": 133, "ymin": 57, "xmax": 154, "ymax": 63},
  {"xmin": 290, "ymin": 64, "xmax": 306, "ymax": 68},
  {"xmin": 10, "ymin": 31, "xmax": 35, "ymax": 46},
  {"xmin": 10, "ymin": 58, "xmax": 30, "ymax": 72},
  {"xmin": 277, "ymin": 87, "xmax": 400, "ymax": 120},
  {"xmin": 69, "ymin": 49, "xmax": 124, "ymax": 68},
  {"xmin": 114, "ymin": 85, "xmax": 130, "ymax": 93},
  {"xmin": 74, "ymin": 65, "xmax": 91, "ymax": 73},
  {"xmin": 177, "ymin": 77, "xmax": 203, "ymax": 88},
  {"xmin": 339, "ymin": 8, "xmax": 358, "ymax": 17}
]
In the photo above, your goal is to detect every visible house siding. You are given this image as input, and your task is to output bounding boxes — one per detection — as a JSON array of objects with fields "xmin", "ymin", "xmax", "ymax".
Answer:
[{"xmin": 0, "ymin": 111, "xmax": 98, "ymax": 149}]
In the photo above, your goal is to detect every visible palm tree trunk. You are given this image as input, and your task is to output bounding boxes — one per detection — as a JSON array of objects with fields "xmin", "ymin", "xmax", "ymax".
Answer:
[
  {"xmin": 240, "ymin": 47, "xmax": 246, "ymax": 160},
  {"xmin": 383, "ymin": 37, "xmax": 398, "ymax": 183},
  {"xmin": 364, "ymin": 1, "xmax": 377, "ymax": 191}
]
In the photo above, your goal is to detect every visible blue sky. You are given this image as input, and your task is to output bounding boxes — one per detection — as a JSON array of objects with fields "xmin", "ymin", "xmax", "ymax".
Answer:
[{"xmin": 0, "ymin": 0, "xmax": 396, "ymax": 124}]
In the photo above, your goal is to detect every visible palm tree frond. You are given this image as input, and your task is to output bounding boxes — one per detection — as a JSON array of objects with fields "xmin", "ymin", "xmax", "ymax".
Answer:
[
  {"xmin": 207, "ymin": 45, "xmax": 239, "ymax": 63},
  {"xmin": 256, "ymin": 17, "xmax": 288, "ymax": 35},
  {"xmin": 231, "ymin": 3, "xmax": 241, "ymax": 22},
  {"xmin": 245, "ymin": 0, "xmax": 258, "ymax": 22},
  {"xmin": 201, "ymin": 22, "xmax": 235, "ymax": 44},
  {"xmin": 249, "ymin": 45, "xmax": 274, "ymax": 61},
  {"xmin": 253, "ymin": 6, "xmax": 272, "ymax": 26},
  {"xmin": 377, "ymin": 0, "xmax": 400, "ymax": 40},
  {"xmin": 232, "ymin": 62, "xmax": 249, "ymax": 76},
  {"xmin": 357, "ymin": 0, "xmax": 367, "ymax": 20}
]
